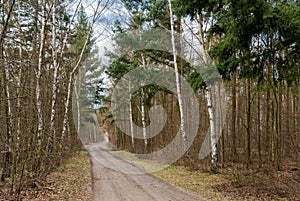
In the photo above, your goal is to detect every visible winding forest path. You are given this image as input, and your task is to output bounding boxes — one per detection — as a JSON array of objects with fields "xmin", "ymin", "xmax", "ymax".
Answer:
[{"xmin": 86, "ymin": 143, "xmax": 205, "ymax": 201}]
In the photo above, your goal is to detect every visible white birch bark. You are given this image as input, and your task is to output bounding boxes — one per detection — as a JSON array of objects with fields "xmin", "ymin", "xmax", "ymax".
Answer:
[
  {"xmin": 206, "ymin": 86, "xmax": 217, "ymax": 171},
  {"xmin": 3, "ymin": 51, "xmax": 13, "ymax": 153},
  {"xmin": 48, "ymin": 0, "xmax": 58, "ymax": 152},
  {"xmin": 196, "ymin": 11, "xmax": 220, "ymax": 171},
  {"xmin": 16, "ymin": 1, "xmax": 22, "ymax": 145},
  {"xmin": 74, "ymin": 77, "xmax": 81, "ymax": 138},
  {"xmin": 61, "ymin": 0, "xmax": 104, "ymax": 142},
  {"xmin": 48, "ymin": 0, "xmax": 82, "ymax": 149},
  {"xmin": 168, "ymin": 0, "xmax": 188, "ymax": 151},
  {"xmin": 61, "ymin": 72, "xmax": 74, "ymax": 142},
  {"xmin": 16, "ymin": 58, "xmax": 21, "ymax": 145},
  {"xmin": 36, "ymin": 0, "xmax": 46, "ymax": 151},
  {"xmin": 137, "ymin": 25, "xmax": 148, "ymax": 147},
  {"xmin": 141, "ymin": 89, "xmax": 147, "ymax": 146},
  {"xmin": 0, "ymin": 0, "xmax": 16, "ymax": 181},
  {"xmin": 129, "ymin": 83, "xmax": 135, "ymax": 148},
  {"xmin": 141, "ymin": 55, "xmax": 147, "ymax": 147}
]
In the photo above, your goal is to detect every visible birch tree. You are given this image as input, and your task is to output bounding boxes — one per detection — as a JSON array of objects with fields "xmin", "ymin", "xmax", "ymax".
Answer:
[
  {"xmin": 48, "ymin": 0, "xmax": 82, "ymax": 153},
  {"xmin": 140, "ymin": 31, "xmax": 148, "ymax": 147},
  {"xmin": 129, "ymin": 83, "xmax": 135, "ymax": 148},
  {"xmin": 173, "ymin": 0, "xmax": 225, "ymax": 172},
  {"xmin": 61, "ymin": 0, "xmax": 111, "ymax": 143},
  {"xmin": 0, "ymin": 0, "xmax": 117, "ymax": 196},
  {"xmin": 36, "ymin": 0, "xmax": 46, "ymax": 154},
  {"xmin": 48, "ymin": 0, "xmax": 59, "ymax": 153},
  {"xmin": 168, "ymin": 0, "xmax": 188, "ymax": 152},
  {"xmin": 0, "ymin": 0, "xmax": 16, "ymax": 181}
]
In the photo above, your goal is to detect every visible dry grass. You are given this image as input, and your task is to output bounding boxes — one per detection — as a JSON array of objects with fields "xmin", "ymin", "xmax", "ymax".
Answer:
[
  {"xmin": 110, "ymin": 150, "xmax": 242, "ymax": 200},
  {"xmin": 21, "ymin": 151, "xmax": 93, "ymax": 201},
  {"xmin": 153, "ymin": 165, "xmax": 300, "ymax": 201},
  {"xmin": 153, "ymin": 165, "xmax": 244, "ymax": 201}
]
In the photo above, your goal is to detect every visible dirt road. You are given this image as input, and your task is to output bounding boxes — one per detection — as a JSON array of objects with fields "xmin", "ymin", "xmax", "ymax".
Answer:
[{"xmin": 86, "ymin": 143, "xmax": 205, "ymax": 201}]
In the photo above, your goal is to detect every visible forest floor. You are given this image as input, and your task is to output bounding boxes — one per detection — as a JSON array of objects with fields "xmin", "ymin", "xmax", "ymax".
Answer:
[
  {"xmin": 154, "ymin": 165, "xmax": 300, "ymax": 201},
  {"xmin": 19, "ymin": 151, "xmax": 93, "ymax": 201}
]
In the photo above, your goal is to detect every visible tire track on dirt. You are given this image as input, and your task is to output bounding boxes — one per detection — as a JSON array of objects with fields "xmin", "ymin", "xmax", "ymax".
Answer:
[{"xmin": 87, "ymin": 143, "xmax": 205, "ymax": 201}]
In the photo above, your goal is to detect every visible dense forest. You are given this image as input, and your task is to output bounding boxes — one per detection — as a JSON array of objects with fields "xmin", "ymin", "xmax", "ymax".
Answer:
[
  {"xmin": 1, "ymin": 0, "xmax": 300, "ymax": 200},
  {"xmin": 97, "ymin": 0, "xmax": 300, "ymax": 181},
  {"xmin": 0, "ymin": 0, "xmax": 111, "ymax": 198}
]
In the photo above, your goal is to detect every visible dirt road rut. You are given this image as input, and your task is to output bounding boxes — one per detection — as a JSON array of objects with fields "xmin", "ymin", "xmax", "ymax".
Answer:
[{"xmin": 86, "ymin": 143, "xmax": 205, "ymax": 201}]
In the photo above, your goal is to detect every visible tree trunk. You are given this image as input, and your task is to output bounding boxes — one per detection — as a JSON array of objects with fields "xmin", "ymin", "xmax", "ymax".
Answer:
[
  {"xmin": 128, "ymin": 82, "xmax": 135, "ymax": 149},
  {"xmin": 1, "ymin": 52, "xmax": 13, "ymax": 182},
  {"xmin": 206, "ymin": 87, "xmax": 218, "ymax": 173},
  {"xmin": 61, "ymin": 1, "xmax": 101, "ymax": 143},
  {"xmin": 74, "ymin": 77, "xmax": 81, "ymax": 139},
  {"xmin": 0, "ymin": 0, "xmax": 16, "ymax": 182},
  {"xmin": 168, "ymin": 0, "xmax": 188, "ymax": 152},
  {"xmin": 141, "ymin": 54, "xmax": 148, "ymax": 147},
  {"xmin": 36, "ymin": 0, "xmax": 46, "ymax": 154},
  {"xmin": 257, "ymin": 91, "xmax": 262, "ymax": 168},
  {"xmin": 231, "ymin": 72, "xmax": 237, "ymax": 161},
  {"xmin": 265, "ymin": 88, "xmax": 270, "ymax": 166},
  {"xmin": 48, "ymin": 0, "xmax": 59, "ymax": 153},
  {"xmin": 246, "ymin": 78, "xmax": 251, "ymax": 169},
  {"xmin": 196, "ymin": 11, "xmax": 220, "ymax": 171}
]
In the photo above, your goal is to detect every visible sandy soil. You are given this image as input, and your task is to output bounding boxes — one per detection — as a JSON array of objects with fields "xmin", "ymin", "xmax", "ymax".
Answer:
[{"xmin": 86, "ymin": 143, "xmax": 205, "ymax": 201}]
